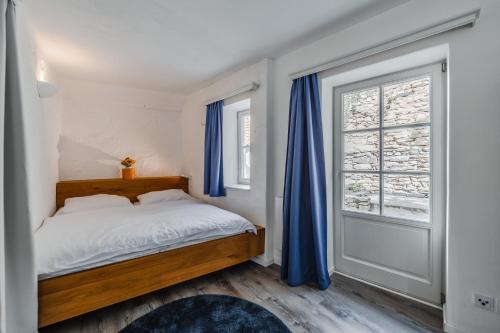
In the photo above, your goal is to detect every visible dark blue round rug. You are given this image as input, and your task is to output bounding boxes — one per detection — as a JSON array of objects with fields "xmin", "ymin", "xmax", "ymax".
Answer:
[{"xmin": 120, "ymin": 294, "xmax": 291, "ymax": 333}]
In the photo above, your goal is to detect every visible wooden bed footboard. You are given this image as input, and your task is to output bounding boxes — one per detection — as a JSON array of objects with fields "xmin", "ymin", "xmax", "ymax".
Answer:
[{"xmin": 38, "ymin": 226, "xmax": 265, "ymax": 328}]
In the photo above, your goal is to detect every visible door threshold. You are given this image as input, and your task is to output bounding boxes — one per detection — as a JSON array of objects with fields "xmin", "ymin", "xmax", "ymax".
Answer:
[{"xmin": 333, "ymin": 270, "xmax": 443, "ymax": 310}]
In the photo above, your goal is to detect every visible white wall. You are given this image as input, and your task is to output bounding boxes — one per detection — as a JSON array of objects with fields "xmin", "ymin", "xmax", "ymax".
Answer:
[
  {"xmin": 181, "ymin": 59, "xmax": 274, "ymax": 265},
  {"xmin": 58, "ymin": 80, "xmax": 185, "ymax": 180},
  {"xmin": 271, "ymin": 0, "xmax": 500, "ymax": 332},
  {"xmin": 38, "ymin": 63, "xmax": 63, "ymax": 221}
]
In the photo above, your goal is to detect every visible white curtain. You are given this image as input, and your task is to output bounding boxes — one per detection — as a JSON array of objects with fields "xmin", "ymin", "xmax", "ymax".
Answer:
[
  {"xmin": 0, "ymin": 0, "xmax": 6, "ymax": 331},
  {"xmin": 3, "ymin": 0, "xmax": 37, "ymax": 331}
]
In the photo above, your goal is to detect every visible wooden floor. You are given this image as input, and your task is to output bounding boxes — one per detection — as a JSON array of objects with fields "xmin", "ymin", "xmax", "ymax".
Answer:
[{"xmin": 41, "ymin": 262, "xmax": 443, "ymax": 333}]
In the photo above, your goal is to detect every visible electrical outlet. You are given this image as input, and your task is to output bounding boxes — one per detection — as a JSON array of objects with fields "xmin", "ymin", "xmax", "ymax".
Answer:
[{"xmin": 473, "ymin": 293, "xmax": 495, "ymax": 312}]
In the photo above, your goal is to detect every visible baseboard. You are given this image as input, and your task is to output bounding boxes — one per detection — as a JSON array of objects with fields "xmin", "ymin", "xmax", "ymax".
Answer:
[
  {"xmin": 443, "ymin": 322, "xmax": 468, "ymax": 333},
  {"xmin": 273, "ymin": 254, "xmax": 281, "ymax": 266},
  {"xmin": 443, "ymin": 304, "xmax": 469, "ymax": 333},
  {"xmin": 328, "ymin": 266, "xmax": 335, "ymax": 276},
  {"xmin": 251, "ymin": 255, "xmax": 274, "ymax": 267}
]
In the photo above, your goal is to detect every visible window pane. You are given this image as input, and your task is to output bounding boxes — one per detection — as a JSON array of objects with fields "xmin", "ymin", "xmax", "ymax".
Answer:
[
  {"xmin": 383, "ymin": 76, "xmax": 430, "ymax": 127},
  {"xmin": 383, "ymin": 174, "xmax": 430, "ymax": 222},
  {"xmin": 344, "ymin": 173, "xmax": 380, "ymax": 214},
  {"xmin": 343, "ymin": 87, "xmax": 379, "ymax": 130},
  {"xmin": 242, "ymin": 146, "xmax": 250, "ymax": 180},
  {"xmin": 344, "ymin": 131, "xmax": 379, "ymax": 171},
  {"xmin": 242, "ymin": 113, "xmax": 251, "ymax": 146},
  {"xmin": 238, "ymin": 111, "xmax": 251, "ymax": 184},
  {"xmin": 383, "ymin": 126, "xmax": 430, "ymax": 172}
]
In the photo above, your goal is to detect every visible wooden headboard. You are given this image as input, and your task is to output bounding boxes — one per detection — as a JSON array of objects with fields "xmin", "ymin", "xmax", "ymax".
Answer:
[{"xmin": 56, "ymin": 176, "xmax": 189, "ymax": 209}]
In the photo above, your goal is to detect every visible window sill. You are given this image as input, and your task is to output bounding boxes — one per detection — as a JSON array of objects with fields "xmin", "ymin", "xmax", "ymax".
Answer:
[{"xmin": 225, "ymin": 184, "xmax": 251, "ymax": 191}]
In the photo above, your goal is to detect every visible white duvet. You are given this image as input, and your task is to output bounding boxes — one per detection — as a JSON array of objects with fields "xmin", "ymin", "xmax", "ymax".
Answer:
[{"xmin": 35, "ymin": 199, "xmax": 256, "ymax": 279}]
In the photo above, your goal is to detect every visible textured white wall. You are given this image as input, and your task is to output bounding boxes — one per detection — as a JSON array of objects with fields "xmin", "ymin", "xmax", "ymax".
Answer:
[
  {"xmin": 59, "ymin": 80, "xmax": 185, "ymax": 180},
  {"xmin": 271, "ymin": 0, "xmax": 500, "ymax": 332},
  {"xmin": 181, "ymin": 59, "xmax": 274, "ymax": 265},
  {"xmin": 39, "ymin": 65, "xmax": 63, "ymax": 221}
]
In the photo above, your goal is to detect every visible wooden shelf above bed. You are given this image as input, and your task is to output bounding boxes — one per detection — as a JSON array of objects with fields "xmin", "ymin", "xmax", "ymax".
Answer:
[{"xmin": 56, "ymin": 176, "xmax": 189, "ymax": 208}]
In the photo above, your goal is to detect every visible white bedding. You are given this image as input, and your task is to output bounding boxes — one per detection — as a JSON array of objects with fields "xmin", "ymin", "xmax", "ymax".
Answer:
[{"xmin": 35, "ymin": 199, "xmax": 256, "ymax": 279}]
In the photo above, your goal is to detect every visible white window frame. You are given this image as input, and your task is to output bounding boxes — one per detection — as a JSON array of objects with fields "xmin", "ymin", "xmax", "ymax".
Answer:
[
  {"xmin": 237, "ymin": 109, "xmax": 250, "ymax": 185},
  {"xmin": 334, "ymin": 63, "xmax": 446, "ymax": 226}
]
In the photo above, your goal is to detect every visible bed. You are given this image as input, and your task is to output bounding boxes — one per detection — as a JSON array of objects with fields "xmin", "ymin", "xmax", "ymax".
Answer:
[{"xmin": 36, "ymin": 177, "xmax": 265, "ymax": 328}]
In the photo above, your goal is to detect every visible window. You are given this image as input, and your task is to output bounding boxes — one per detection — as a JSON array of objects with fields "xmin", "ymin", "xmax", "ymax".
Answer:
[
  {"xmin": 237, "ymin": 110, "xmax": 251, "ymax": 184},
  {"xmin": 341, "ymin": 74, "xmax": 432, "ymax": 222},
  {"xmin": 222, "ymin": 98, "xmax": 251, "ymax": 189}
]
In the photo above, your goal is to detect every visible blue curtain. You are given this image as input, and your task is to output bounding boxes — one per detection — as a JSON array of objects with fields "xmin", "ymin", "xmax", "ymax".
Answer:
[
  {"xmin": 204, "ymin": 100, "xmax": 226, "ymax": 197},
  {"xmin": 281, "ymin": 73, "xmax": 330, "ymax": 290}
]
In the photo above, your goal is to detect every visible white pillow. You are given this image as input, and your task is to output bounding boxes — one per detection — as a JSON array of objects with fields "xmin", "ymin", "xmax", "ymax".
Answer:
[
  {"xmin": 57, "ymin": 194, "xmax": 133, "ymax": 215},
  {"xmin": 137, "ymin": 189, "xmax": 191, "ymax": 205}
]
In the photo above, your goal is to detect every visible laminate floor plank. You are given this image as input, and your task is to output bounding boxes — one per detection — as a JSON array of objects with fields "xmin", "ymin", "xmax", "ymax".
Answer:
[{"xmin": 41, "ymin": 262, "xmax": 443, "ymax": 333}]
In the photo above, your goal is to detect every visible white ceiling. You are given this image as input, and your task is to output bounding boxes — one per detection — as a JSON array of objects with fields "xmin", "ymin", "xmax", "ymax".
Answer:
[{"xmin": 24, "ymin": 0, "xmax": 407, "ymax": 93}]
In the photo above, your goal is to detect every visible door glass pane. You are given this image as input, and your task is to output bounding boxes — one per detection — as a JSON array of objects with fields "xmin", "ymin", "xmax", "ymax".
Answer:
[
  {"xmin": 343, "ymin": 87, "xmax": 379, "ymax": 130},
  {"xmin": 383, "ymin": 76, "xmax": 430, "ymax": 126},
  {"xmin": 344, "ymin": 173, "xmax": 380, "ymax": 214},
  {"xmin": 383, "ymin": 126, "xmax": 430, "ymax": 172},
  {"xmin": 383, "ymin": 174, "xmax": 430, "ymax": 221},
  {"xmin": 344, "ymin": 131, "xmax": 379, "ymax": 171}
]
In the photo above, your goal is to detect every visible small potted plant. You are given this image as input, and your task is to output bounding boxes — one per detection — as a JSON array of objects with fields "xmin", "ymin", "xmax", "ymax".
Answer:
[{"xmin": 121, "ymin": 156, "xmax": 136, "ymax": 180}]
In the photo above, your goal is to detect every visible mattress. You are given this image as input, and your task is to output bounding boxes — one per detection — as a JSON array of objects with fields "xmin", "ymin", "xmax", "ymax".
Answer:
[{"xmin": 35, "ymin": 198, "xmax": 256, "ymax": 279}]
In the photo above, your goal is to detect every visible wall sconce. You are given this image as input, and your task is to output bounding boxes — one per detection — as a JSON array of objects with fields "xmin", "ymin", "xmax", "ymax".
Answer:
[
  {"xmin": 37, "ymin": 60, "xmax": 58, "ymax": 98},
  {"xmin": 37, "ymin": 80, "xmax": 58, "ymax": 98}
]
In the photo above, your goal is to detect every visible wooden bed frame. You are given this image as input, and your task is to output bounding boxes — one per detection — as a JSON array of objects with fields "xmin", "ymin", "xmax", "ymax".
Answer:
[{"xmin": 39, "ymin": 177, "xmax": 265, "ymax": 328}]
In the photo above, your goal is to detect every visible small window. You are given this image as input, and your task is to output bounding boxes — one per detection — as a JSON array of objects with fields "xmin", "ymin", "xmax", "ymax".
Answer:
[
  {"xmin": 237, "ymin": 110, "xmax": 251, "ymax": 184},
  {"xmin": 222, "ymin": 98, "xmax": 251, "ymax": 189}
]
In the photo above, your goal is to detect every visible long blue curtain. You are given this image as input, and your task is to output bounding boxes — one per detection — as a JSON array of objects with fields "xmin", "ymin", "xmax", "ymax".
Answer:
[
  {"xmin": 281, "ymin": 73, "xmax": 330, "ymax": 290},
  {"xmin": 203, "ymin": 100, "xmax": 226, "ymax": 197}
]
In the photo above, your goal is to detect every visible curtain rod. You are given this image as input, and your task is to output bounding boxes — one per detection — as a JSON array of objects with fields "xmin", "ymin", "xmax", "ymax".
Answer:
[
  {"xmin": 289, "ymin": 10, "xmax": 480, "ymax": 80},
  {"xmin": 205, "ymin": 82, "xmax": 260, "ymax": 106}
]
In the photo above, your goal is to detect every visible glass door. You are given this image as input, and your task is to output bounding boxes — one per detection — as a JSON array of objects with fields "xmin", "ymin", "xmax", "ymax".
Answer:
[{"xmin": 333, "ymin": 63, "xmax": 446, "ymax": 305}]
